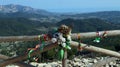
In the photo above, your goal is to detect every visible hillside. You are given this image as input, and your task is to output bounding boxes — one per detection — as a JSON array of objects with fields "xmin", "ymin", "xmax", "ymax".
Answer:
[
  {"xmin": 62, "ymin": 11, "xmax": 120, "ymax": 24},
  {"xmin": 0, "ymin": 17, "xmax": 120, "ymax": 36},
  {"xmin": 0, "ymin": 4, "xmax": 120, "ymax": 37},
  {"xmin": 0, "ymin": 4, "xmax": 60, "ymax": 23},
  {"xmin": 0, "ymin": 18, "xmax": 56, "ymax": 36},
  {"xmin": 57, "ymin": 18, "xmax": 120, "ymax": 32},
  {"xmin": 1, "ymin": 4, "xmax": 120, "ymax": 24}
]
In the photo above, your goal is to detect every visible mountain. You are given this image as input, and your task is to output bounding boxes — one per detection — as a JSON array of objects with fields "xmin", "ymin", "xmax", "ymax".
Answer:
[
  {"xmin": 57, "ymin": 18, "xmax": 120, "ymax": 32},
  {"xmin": 0, "ymin": 4, "xmax": 53, "ymax": 16},
  {"xmin": 0, "ymin": 4, "xmax": 120, "ymax": 36},
  {"xmin": 61, "ymin": 11, "xmax": 120, "ymax": 24},
  {"xmin": 0, "ymin": 17, "xmax": 56, "ymax": 36},
  {"xmin": 0, "ymin": 17, "xmax": 120, "ymax": 36},
  {"xmin": 0, "ymin": 4, "xmax": 60, "ymax": 23},
  {"xmin": 1, "ymin": 4, "xmax": 120, "ymax": 24}
]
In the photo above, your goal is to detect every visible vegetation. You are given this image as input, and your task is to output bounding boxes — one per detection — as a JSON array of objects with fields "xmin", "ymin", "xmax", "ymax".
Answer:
[
  {"xmin": 0, "ymin": 5, "xmax": 120, "ymax": 61},
  {"xmin": 0, "ymin": 17, "xmax": 120, "ymax": 61},
  {"xmin": 57, "ymin": 18, "xmax": 120, "ymax": 32},
  {"xmin": 0, "ymin": 17, "xmax": 56, "ymax": 36}
]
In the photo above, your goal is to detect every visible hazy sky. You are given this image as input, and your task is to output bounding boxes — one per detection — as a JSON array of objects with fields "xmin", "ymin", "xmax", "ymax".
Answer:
[{"xmin": 0, "ymin": 0, "xmax": 120, "ymax": 13}]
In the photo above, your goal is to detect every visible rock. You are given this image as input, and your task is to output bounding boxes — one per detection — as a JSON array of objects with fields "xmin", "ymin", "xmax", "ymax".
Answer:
[
  {"xmin": 74, "ymin": 58, "xmax": 80, "ymax": 62},
  {"xmin": 68, "ymin": 64, "xmax": 72, "ymax": 67},
  {"xmin": 82, "ymin": 58, "xmax": 88, "ymax": 63},
  {"xmin": 114, "ymin": 64, "xmax": 120, "ymax": 67},
  {"xmin": 5, "ymin": 65, "xmax": 19, "ymax": 67},
  {"xmin": 57, "ymin": 61, "xmax": 61, "ymax": 64},
  {"xmin": 30, "ymin": 62, "xmax": 39, "ymax": 66},
  {"xmin": 100, "ymin": 57, "xmax": 104, "ymax": 60},
  {"xmin": 77, "ymin": 63, "xmax": 83, "ymax": 66},
  {"xmin": 105, "ymin": 64, "xmax": 109, "ymax": 67},
  {"xmin": 88, "ymin": 63, "xmax": 93, "ymax": 65},
  {"xmin": 73, "ymin": 62, "xmax": 79, "ymax": 66},
  {"xmin": 109, "ymin": 62, "xmax": 114, "ymax": 65},
  {"xmin": 44, "ymin": 64, "xmax": 52, "ymax": 67},
  {"xmin": 93, "ymin": 59, "xmax": 97, "ymax": 63},
  {"xmin": 95, "ymin": 57, "xmax": 101, "ymax": 60},
  {"xmin": 109, "ymin": 65, "xmax": 114, "ymax": 67},
  {"xmin": 70, "ymin": 61, "xmax": 74, "ymax": 66}
]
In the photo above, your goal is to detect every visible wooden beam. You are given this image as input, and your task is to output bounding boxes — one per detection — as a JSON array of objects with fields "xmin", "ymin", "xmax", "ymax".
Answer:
[
  {"xmin": 0, "ymin": 54, "xmax": 9, "ymax": 60},
  {"xmin": 0, "ymin": 30, "xmax": 120, "ymax": 42},
  {"xmin": 70, "ymin": 41, "xmax": 120, "ymax": 59},
  {"xmin": 0, "ymin": 35, "xmax": 38, "ymax": 42},
  {"xmin": 71, "ymin": 30, "xmax": 120, "ymax": 39},
  {"xmin": 0, "ymin": 42, "xmax": 58, "ymax": 67},
  {"xmin": 1, "ymin": 41, "xmax": 120, "ymax": 66},
  {"xmin": 0, "ymin": 54, "xmax": 35, "ymax": 67}
]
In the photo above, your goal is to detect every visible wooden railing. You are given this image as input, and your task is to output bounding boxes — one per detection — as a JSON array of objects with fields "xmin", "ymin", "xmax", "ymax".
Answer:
[{"xmin": 0, "ymin": 30, "xmax": 120, "ymax": 67}]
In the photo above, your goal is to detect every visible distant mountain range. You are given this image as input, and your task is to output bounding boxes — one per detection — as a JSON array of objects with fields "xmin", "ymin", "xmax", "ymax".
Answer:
[
  {"xmin": 0, "ymin": 4, "xmax": 60, "ymax": 23},
  {"xmin": 0, "ymin": 4, "xmax": 54, "ymax": 15},
  {"xmin": 57, "ymin": 18, "xmax": 120, "ymax": 32},
  {"xmin": 63, "ymin": 11, "xmax": 120, "ymax": 24},
  {"xmin": 1, "ymin": 4, "xmax": 120, "ymax": 23},
  {"xmin": 0, "ymin": 4, "xmax": 120, "ymax": 36}
]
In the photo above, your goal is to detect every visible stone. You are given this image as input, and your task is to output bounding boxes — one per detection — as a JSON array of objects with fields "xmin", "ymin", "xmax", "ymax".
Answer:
[
  {"xmin": 88, "ymin": 63, "xmax": 93, "ymax": 65},
  {"xmin": 82, "ymin": 58, "xmax": 88, "ymax": 63},
  {"xmin": 74, "ymin": 58, "xmax": 80, "ymax": 62},
  {"xmin": 44, "ymin": 64, "xmax": 52, "ymax": 67},
  {"xmin": 109, "ymin": 62, "xmax": 114, "ymax": 65},
  {"xmin": 68, "ymin": 64, "xmax": 72, "ymax": 67},
  {"xmin": 93, "ymin": 59, "xmax": 97, "ymax": 63},
  {"xmin": 95, "ymin": 57, "xmax": 101, "ymax": 60},
  {"xmin": 5, "ymin": 65, "xmax": 19, "ymax": 67},
  {"xmin": 105, "ymin": 64, "xmax": 109, "ymax": 67}
]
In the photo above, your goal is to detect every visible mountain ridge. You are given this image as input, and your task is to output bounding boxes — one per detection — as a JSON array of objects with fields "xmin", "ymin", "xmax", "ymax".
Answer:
[{"xmin": 1, "ymin": 4, "xmax": 120, "ymax": 23}]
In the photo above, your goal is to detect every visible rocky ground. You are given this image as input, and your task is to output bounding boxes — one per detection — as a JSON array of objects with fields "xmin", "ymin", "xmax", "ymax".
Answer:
[{"xmin": 6, "ymin": 56, "xmax": 120, "ymax": 67}]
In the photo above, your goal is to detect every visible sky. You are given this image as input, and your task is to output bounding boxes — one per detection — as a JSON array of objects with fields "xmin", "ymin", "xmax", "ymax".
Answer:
[{"xmin": 0, "ymin": 0, "xmax": 120, "ymax": 13}]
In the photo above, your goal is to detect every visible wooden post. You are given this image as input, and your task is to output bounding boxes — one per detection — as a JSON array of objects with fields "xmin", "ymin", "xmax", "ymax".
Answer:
[{"xmin": 62, "ymin": 49, "xmax": 67, "ymax": 67}]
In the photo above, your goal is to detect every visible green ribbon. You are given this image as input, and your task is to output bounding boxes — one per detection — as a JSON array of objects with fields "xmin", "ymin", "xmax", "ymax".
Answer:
[
  {"xmin": 58, "ymin": 49, "xmax": 64, "ymax": 60},
  {"xmin": 40, "ymin": 42, "xmax": 45, "ymax": 50},
  {"xmin": 28, "ymin": 49, "xmax": 34, "ymax": 59},
  {"xmin": 93, "ymin": 37, "xmax": 101, "ymax": 43},
  {"xmin": 65, "ymin": 40, "xmax": 71, "ymax": 50},
  {"xmin": 39, "ymin": 36, "xmax": 45, "ymax": 50}
]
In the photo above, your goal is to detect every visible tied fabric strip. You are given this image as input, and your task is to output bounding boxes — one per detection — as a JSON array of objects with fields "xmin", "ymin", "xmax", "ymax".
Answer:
[
  {"xmin": 93, "ymin": 37, "xmax": 101, "ymax": 43},
  {"xmin": 27, "ymin": 44, "xmax": 40, "ymax": 59},
  {"xmin": 93, "ymin": 31, "xmax": 107, "ymax": 43},
  {"xmin": 27, "ymin": 34, "xmax": 47, "ymax": 60},
  {"xmin": 77, "ymin": 34, "xmax": 83, "ymax": 51},
  {"xmin": 93, "ymin": 32, "xmax": 101, "ymax": 43},
  {"xmin": 28, "ymin": 49, "xmax": 34, "ymax": 59},
  {"xmin": 58, "ymin": 49, "xmax": 64, "ymax": 60},
  {"xmin": 39, "ymin": 34, "xmax": 46, "ymax": 50},
  {"xmin": 78, "ymin": 43, "xmax": 83, "ymax": 51},
  {"xmin": 77, "ymin": 34, "xmax": 80, "ymax": 40}
]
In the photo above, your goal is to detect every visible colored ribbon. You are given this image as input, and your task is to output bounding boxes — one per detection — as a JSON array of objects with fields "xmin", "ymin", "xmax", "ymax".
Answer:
[
  {"xmin": 58, "ymin": 49, "xmax": 64, "ymax": 60},
  {"xmin": 78, "ymin": 42, "xmax": 83, "ymax": 51},
  {"xmin": 93, "ymin": 31, "xmax": 107, "ymax": 43},
  {"xmin": 77, "ymin": 34, "xmax": 80, "ymax": 40},
  {"xmin": 28, "ymin": 49, "xmax": 34, "ymax": 59},
  {"xmin": 93, "ymin": 37, "xmax": 101, "ymax": 43}
]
